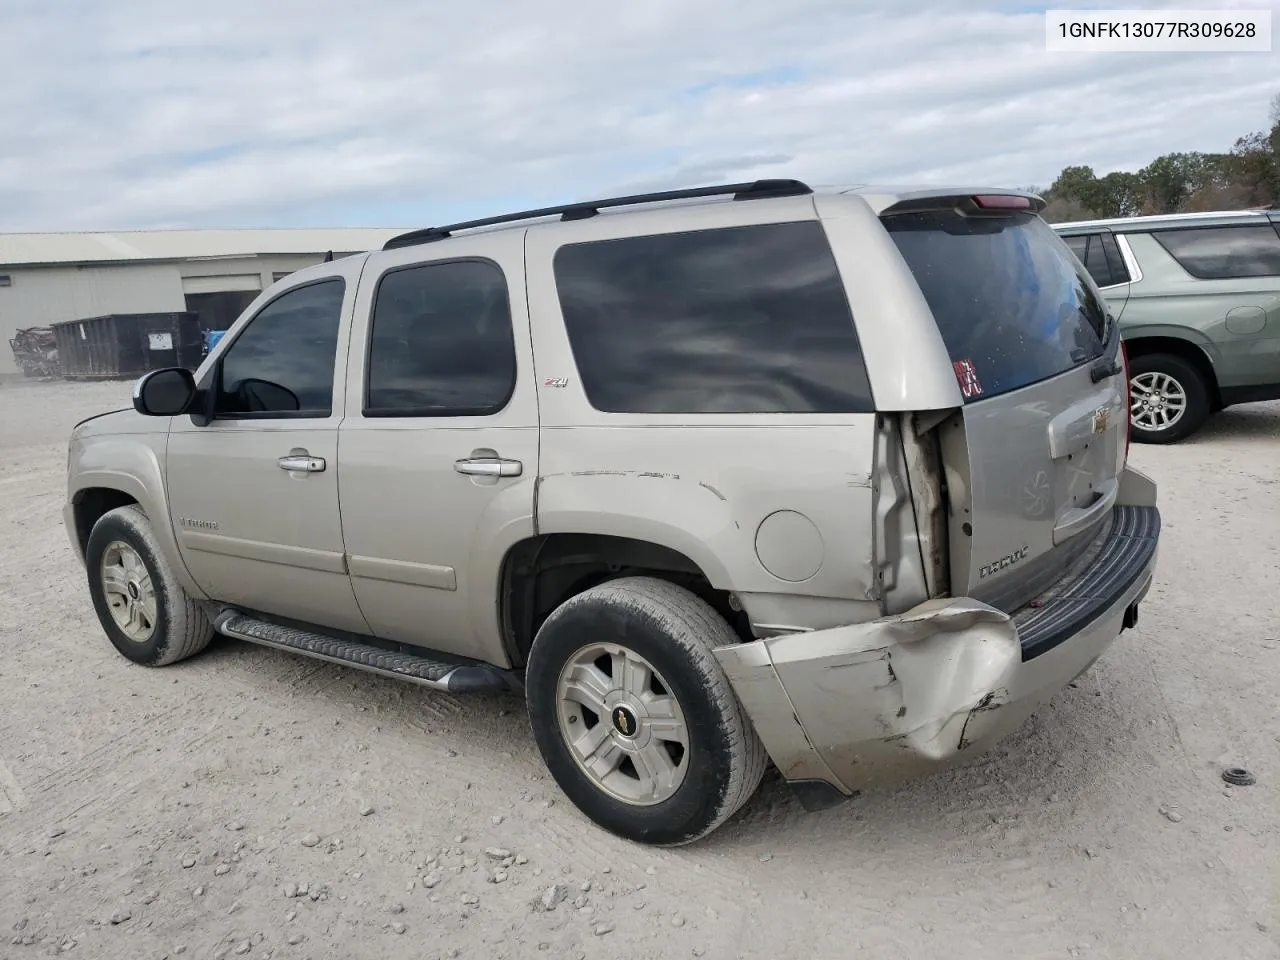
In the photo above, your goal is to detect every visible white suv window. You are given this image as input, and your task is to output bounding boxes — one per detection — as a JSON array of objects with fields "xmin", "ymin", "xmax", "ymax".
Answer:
[
  {"xmin": 215, "ymin": 278, "xmax": 345, "ymax": 418},
  {"xmin": 886, "ymin": 210, "xmax": 1110, "ymax": 402},
  {"xmin": 552, "ymin": 221, "xmax": 874, "ymax": 414},
  {"xmin": 363, "ymin": 259, "xmax": 517, "ymax": 417}
]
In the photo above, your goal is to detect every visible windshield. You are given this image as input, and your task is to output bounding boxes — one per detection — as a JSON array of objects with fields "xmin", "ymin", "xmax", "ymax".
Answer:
[{"xmin": 885, "ymin": 210, "xmax": 1111, "ymax": 402}]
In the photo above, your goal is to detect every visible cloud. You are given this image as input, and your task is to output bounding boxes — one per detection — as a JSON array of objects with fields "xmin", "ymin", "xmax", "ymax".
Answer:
[{"xmin": 0, "ymin": 0, "xmax": 1275, "ymax": 229}]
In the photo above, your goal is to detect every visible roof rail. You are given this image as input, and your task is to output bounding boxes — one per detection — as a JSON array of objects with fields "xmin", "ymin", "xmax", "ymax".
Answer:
[{"xmin": 382, "ymin": 179, "xmax": 814, "ymax": 250}]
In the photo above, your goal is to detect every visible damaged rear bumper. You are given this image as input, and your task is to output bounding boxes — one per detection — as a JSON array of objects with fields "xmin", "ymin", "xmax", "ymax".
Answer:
[{"xmin": 713, "ymin": 484, "xmax": 1161, "ymax": 810}]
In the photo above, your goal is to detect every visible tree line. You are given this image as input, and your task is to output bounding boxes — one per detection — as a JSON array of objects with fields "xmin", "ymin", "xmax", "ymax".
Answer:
[{"xmin": 1032, "ymin": 93, "xmax": 1280, "ymax": 223}]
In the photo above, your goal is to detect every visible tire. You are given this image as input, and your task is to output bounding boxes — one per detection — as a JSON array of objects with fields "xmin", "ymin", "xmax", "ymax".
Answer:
[
  {"xmin": 1127, "ymin": 352, "xmax": 1211, "ymax": 444},
  {"xmin": 525, "ymin": 576, "xmax": 767, "ymax": 846},
  {"xmin": 85, "ymin": 504, "xmax": 215, "ymax": 666}
]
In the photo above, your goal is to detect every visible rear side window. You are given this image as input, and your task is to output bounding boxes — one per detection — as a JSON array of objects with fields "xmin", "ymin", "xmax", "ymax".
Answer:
[
  {"xmin": 365, "ymin": 259, "xmax": 516, "ymax": 417},
  {"xmin": 886, "ymin": 211, "xmax": 1110, "ymax": 402},
  {"xmin": 552, "ymin": 221, "xmax": 874, "ymax": 414},
  {"xmin": 1152, "ymin": 224, "xmax": 1280, "ymax": 279},
  {"xmin": 1063, "ymin": 232, "xmax": 1130, "ymax": 287}
]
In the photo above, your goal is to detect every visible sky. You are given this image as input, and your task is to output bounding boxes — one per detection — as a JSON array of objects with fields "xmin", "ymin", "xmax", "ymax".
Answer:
[{"xmin": 0, "ymin": 0, "xmax": 1276, "ymax": 231}]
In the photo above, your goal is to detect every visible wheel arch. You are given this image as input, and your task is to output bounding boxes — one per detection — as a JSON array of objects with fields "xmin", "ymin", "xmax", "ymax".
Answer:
[
  {"xmin": 1123, "ymin": 334, "xmax": 1222, "ymax": 410},
  {"xmin": 499, "ymin": 532, "xmax": 753, "ymax": 667},
  {"xmin": 69, "ymin": 469, "xmax": 206, "ymax": 599},
  {"xmin": 72, "ymin": 487, "xmax": 139, "ymax": 560}
]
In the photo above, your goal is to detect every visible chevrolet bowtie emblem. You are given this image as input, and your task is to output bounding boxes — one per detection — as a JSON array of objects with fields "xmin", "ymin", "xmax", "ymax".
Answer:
[{"xmin": 612, "ymin": 707, "xmax": 634, "ymax": 736}]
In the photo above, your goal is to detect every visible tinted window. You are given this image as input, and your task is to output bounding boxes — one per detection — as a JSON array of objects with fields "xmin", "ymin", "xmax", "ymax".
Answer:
[
  {"xmin": 1064, "ymin": 235, "xmax": 1089, "ymax": 265},
  {"xmin": 553, "ymin": 222, "xmax": 873, "ymax": 414},
  {"xmin": 216, "ymin": 279, "xmax": 345, "ymax": 417},
  {"xmin": 886, "ymin": 211, "xmax": 1110, "ymax": 402},
  {"xmin": 365, "ymin": 259, "xmax": 516, "ymax": 416},
  {"xmin": 1153, "ymin": 224, "xmax": 1280, "ymax": 279},
  {"xmin": 1063, "ymin": 232, "xmax": 1130, "ymax": 288},
  {"xmin": 1099, "ymin": 232, "xmax": 1131, "ymax": 285}
]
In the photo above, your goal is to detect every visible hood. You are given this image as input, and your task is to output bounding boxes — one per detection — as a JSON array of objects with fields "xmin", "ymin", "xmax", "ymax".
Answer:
[{"xmin": 71, "ymin": 407, "xmax": 165, "ymax": 439}]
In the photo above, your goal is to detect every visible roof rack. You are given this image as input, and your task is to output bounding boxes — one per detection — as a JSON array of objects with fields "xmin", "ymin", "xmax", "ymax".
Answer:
[{"xmin": 382, "ymin": 179, "xmax": 814, "ymax": 250}]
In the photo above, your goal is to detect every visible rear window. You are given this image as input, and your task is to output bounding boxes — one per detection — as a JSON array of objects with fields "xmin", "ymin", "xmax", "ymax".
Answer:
[
  {"xmin": 885, "ymin": 211, "xmax": 1110, "ymax": 402},
  {"xmin": 1152, "ymin": 224, "xmax": 1280, "ymax": 279},
  {"xmin": 553, "ymin": 221, "xmax": 874, "ymax": 414}
]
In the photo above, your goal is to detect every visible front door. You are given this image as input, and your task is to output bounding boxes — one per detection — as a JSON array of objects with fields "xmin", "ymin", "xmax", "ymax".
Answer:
[
  {"xmin": 336, "ymin": 229, "xmax": 539, "ymax": 667},
  {"xmin": 166, "ymin": 265, "xmax": 370, "ymax": 635}
]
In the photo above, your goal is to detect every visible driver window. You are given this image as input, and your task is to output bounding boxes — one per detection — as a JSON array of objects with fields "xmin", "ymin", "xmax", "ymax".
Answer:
[{"xmin": 216, "ymin": 278, "xmax": 345, "ymax": 417}]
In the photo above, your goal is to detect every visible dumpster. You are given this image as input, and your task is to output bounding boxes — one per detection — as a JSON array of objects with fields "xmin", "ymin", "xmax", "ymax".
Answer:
[{"xmin": 52, "ymin": 312, "xmax": 204, "ymax": 380}]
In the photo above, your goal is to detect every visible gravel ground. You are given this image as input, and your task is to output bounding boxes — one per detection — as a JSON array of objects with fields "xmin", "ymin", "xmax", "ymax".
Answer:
[{"xmin": 0, "ymin": 379, "xmax": 1276, "ymax": 960}]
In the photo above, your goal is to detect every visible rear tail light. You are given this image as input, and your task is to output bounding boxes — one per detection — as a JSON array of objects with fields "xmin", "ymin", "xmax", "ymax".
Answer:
[{"xmin": 1120, "ymin": 340, "xmax": 1132, "ymax": 462}]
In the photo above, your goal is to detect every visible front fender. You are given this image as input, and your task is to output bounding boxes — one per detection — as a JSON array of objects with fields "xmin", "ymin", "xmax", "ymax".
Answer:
[{"xmin": 66, "ymin": 431, "xmax": 207, "ymax": 599}]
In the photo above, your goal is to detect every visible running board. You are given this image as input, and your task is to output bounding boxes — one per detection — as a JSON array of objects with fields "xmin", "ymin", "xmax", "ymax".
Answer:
[{"xmin": 213, "ymin": 610, "xmax": 513, "ymax": 694}]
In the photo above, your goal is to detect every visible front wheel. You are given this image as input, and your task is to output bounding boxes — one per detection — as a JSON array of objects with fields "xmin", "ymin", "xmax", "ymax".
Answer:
[
  {"xmin": 1128, "ymin": 352, "xmax": 1211, "ymax": 444},
  {"xmin": 525, "ymin": 577, "xmax": 767, "ymax": 846},
  {"xmin": 85, "ymin": 505, "xmax": 215, "ymax": 666}
]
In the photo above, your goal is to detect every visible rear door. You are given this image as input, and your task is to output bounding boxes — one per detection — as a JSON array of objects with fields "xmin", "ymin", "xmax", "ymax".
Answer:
[
  {"xmin": 884, "ymin": 202, "xmax": 1128, "ymax": 612},
  {"xmin": 1145, "ymin": 220, "xmax": 1280, "ymax": 390},
  {"xmin": 336, "ymin": 229, "xmax": 540, "ymax": 667}
]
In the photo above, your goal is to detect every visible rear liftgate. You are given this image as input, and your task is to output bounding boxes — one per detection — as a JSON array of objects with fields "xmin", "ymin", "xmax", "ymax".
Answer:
[{"xmin": 715, "ymin": 194, "xmax": 1160, "ymax": 806}]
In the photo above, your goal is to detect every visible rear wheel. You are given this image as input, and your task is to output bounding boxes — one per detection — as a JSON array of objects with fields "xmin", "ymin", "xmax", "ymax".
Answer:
[
  {"xmin": 86, "ymin": 505, "xmax": 215, "ymax": 666},
  {"xmin": 525, "ymin": 576, "xmax": 767, "ymax": 846},
  {"xmin": 1128, "ymin": 352, "xmax": 1210, "ymax": 444}
]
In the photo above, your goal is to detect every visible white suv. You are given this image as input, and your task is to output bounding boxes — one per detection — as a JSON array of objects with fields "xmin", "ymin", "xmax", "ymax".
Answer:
[{"xmin": 66, "ymin": 180, "xmax": 1160, "ymax": 844}]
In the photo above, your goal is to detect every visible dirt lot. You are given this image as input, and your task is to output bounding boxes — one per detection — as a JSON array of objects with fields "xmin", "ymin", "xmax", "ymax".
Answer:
[{"xmin": 0, "ymin": 379, "xmax": 1276, "ymax": 960}]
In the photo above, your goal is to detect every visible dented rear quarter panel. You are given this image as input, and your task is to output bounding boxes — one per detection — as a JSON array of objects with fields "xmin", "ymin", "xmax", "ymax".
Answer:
[
  {"xmin": 716, "ymin": 465, "xmax": 1159, "ymax": 797},
  {"xmin": 522, "ymin": 197, "xmax": 886, "ymax": 631},
  {"xmin": 534, "ymin": 419, "xmax": 880, "ymax": 603},
  {"xmin": 716, "ymin": 598, "xmax": 1024, "ymax": 788}
]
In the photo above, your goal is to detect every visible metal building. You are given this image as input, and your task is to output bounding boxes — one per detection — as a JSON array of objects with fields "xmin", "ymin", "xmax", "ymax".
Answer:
[{"xmin": 0, "ymin": 228, "xmax": 405, "ymax": 378}]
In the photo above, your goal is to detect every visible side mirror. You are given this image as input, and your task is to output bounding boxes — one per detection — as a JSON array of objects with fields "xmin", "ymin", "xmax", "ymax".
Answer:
[{"xmin": 133, "ymin": 367, "xmax": 197, "ymax": 417}]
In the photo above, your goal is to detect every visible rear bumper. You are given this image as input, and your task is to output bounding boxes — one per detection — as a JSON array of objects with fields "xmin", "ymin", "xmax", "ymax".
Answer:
[{"xmin": 713, "ymin": 468, "xmax": 1160, "ymax": 808}]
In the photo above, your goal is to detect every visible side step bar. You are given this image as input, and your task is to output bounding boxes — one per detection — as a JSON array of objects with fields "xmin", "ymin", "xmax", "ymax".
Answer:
[{"xmin": 213, "ymin": 610, "xmax": 515, "ymax": 694}]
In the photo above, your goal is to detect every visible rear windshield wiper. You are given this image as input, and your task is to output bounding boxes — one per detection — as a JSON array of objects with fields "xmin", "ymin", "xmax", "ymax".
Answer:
[{"xmin": 1089, "ymin": 316, "xmax": 1123, "ymax": 383}]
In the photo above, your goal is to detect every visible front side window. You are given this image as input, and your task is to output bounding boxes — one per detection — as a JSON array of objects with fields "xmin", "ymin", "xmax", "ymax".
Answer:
[
  {"xmin": 216, "ymin": 279, "xmax": 345, "ymax": 417},
  {"xmin": 364, "ymin": 259, "xmax": 516, "ymax": 417},
  {"xmin": 1153, "ymin": 224, "xmax": 1280, "ymax": 279},
  {"xmin": 552, "ymin": 221, "xmax": 874, "ymax": 414}
]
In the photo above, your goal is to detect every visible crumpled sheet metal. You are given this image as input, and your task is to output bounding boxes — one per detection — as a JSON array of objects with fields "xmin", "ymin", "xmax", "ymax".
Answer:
[{"xmin": 715, "ymin": 598, "xmax": 1027, "ymax": 794}]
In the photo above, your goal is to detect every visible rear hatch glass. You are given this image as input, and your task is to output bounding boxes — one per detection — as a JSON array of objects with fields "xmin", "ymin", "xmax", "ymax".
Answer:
[
  {"xmin": 886, "ymin": 210, "xmax": 1110, "ymax": 401},
  {"xmin": 883, "ymin": 206, "xmax": 1127, "ymax": 613}
]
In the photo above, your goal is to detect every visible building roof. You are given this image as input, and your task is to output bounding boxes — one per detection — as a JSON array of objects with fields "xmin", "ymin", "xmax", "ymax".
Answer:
[{"xmin": 0, "ymin": 228, "xmax": 411, "ymax": 267}]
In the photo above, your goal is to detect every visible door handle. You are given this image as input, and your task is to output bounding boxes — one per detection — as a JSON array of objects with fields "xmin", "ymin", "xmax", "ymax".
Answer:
[
  {"xmin": 1053, "ymin": 478, "xmax": 1118, "ymax": 545},
  {"xmin": 454, "ymin": 457, "xmax": 522, "ymax": 478},
  {"xmin": 278, "ymin": 455, "xmax": 326, "ymax": 473}
]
